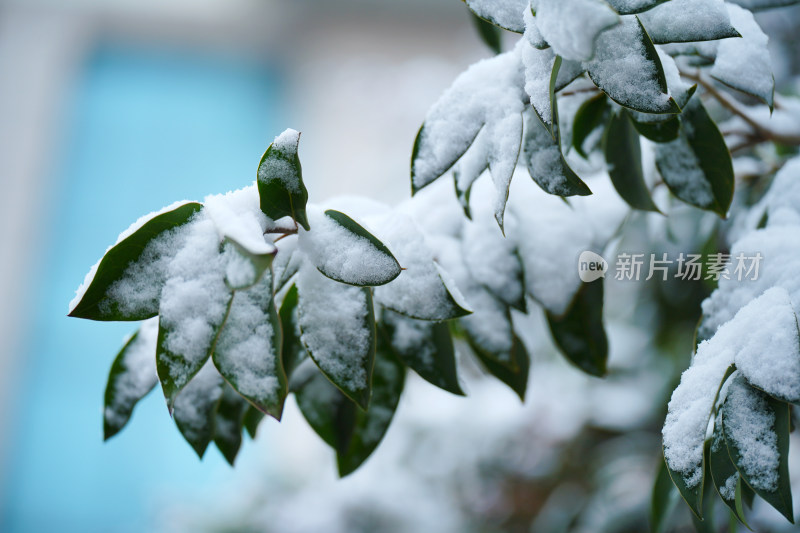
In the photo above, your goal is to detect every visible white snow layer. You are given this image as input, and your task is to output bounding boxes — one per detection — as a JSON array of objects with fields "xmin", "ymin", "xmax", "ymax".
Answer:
[
  {"xmin": 104, "ymin": 317, "xmax": 159, "ymax": 428},
  {"xmin": 664, "ymin": 158, "xmax": 800, "ymax": 486},
  {"xmin": 298, "ymin": 206, "xmax": 399, "ymax": 286},
  {"xmin": 465, "ymin": 0, "xmax": 528, "ymax": 32},
  {"xmin": 412, "ymin": 45, "xmax": 525, "ymax": 190},
  {"xmin": 258, "ymin": 128, "xmax": 303, "ymax": 193},
  {"xmin": 535, "ymin": 0, "xmax": 619, "ymax": 62},
  {"xmin": 297, "ymin": 262, "xmax": 371, "ymax": 394},
  {"xmin": 710, "ymin": 4, "xmax": 774, "ymax": 106},
  {"xmin": 638, "ymin": 0, "xmax": 735, "ymax": 44}
]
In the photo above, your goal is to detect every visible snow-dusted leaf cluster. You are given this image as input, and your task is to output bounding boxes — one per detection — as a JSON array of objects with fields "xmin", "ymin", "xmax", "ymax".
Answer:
[
  {"xmin": 662, "ymin": 155, "xmax": 800, "ymax": 524},
  {"xmin": 417, "ymin": 0, "xmax": 781, "ymax": 227}
]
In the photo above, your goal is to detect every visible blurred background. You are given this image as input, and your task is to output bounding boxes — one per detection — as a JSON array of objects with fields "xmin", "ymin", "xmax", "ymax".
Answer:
[{"xmin": 1, "ymin": 0, "xmax": 799, "ymax": 532}]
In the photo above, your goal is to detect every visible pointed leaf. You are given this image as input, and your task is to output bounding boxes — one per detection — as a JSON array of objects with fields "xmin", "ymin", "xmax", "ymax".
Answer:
[
  {"xmin": 103, "ymin": 318, "xmax": 159, "ymax": 440},
  {"xmin": 213, "ymin": 383, "xmax": 250, "ymax": 466},
  {"xmin": 460, "ymin": 289, "xmax": 518, "ymax": 372},
  {"xmin": 453, "ymin": 129, "xmax": 490, "ymax": 218},
  {"xmin": 655, "ymin": 99, "xmax": 734, "ymax": 217},
  {"xmin": 464, "ymin": 0, "xmax": 527, "ymax": 33},
  {"xmin": 337, "ymin": 334, "xmax": 405, "ymax": 476},
  {"xmin": 157, "ymin": 289, "xmax": 234, "ymax": 411},
  {"xmin": 471, "ymin": 332, "xmax": 530, "ymax": 401},
  {"xmin": 603, "ymin": 109, "xmax": 661, "ymax": 212},
  {"xmin": 371, "ymin": 213, "xmax": 472, "ymax": 321},
  {"xmin": 172, "ymin": 361, "xmax": 224, "ymax": 458},
  {"xmin": 572, "ymin": 92, "xmax": 610, "ymax": 158},
  {"xmin": 523, "ymin": 109, "xmax": 592, "ymax": 197},
  {"xmin": 487, "ymin": 112, "xmax": 524, "ymax": 229},
  {"xmin": 546, "ymin": 278, "xmax": 608, "ymax": 377},
  {"xmin": 293, "ymin": 360, "xmax": 357, "ymax": 452},
  {"xmin": 300, "ymin": 209, "xmax": 401, "ymax": 287},
  {"xmin": 639, "ymin": 0, "xmax": 740, "ymax": 44},
  {"xmin": 382, "ymin": 310, "xmax": 464, "ymax": 396},
  {"xmin": 69, "ymin": 202, "xmax": 203, "ymax": 321},
  {"xmin": 213, "ymin": 270, "xmax": 287, "ymax": 420},
  {"xmin": 243, "ymin": 405, "xmax": 265, "ymax": 439},
  {"xmin": 257, "ymin": 128, "xmax": 310, "ymax": 230},
  {"xmin": 723, "ymin": 375, "xmax": 794, "ymax": 523},
  {"xmin": 709, "ymin": 411, "xmax": 752, "ymax": 527},
  {"xmin": 470, "ymin": 11, "xmax": 503, "ymax": 54},
  {"xmin": 297, "ymin": 264, "xmax": 376, "ymax": 410},
  {"xmin": 586, "ymin": 16, "xmax": 680, "ymax": 114},
  {"xmin": 710, "ymin": 4, "xmax": 775, "ymax": 109}
]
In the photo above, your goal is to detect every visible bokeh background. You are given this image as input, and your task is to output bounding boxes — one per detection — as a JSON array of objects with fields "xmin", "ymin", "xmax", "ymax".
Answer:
[{"xmin": 1, "ymin": 1, "xmax": 799, "ymax": 532}]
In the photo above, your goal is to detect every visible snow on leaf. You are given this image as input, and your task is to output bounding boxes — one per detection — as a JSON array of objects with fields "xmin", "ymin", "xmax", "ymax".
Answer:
[
  {"xmin": 522, "ymin": 4, "xmax": 548, "ymax": 49},
  {"xmin": 156, "ymin": 217, "xmax": 235, "ymax": 410},
  {"xmin": 453, "ymin": 128, "xmax": 490, "ymax": 218},
  {"xmin": 522, "ymin": 44, "xmax": 557, "ymax": 125},
  {"xmin": 655, "ymin": 98, "xmax": 734, "ymax": 216},
  {"xmin": 464, "ymin": 0, "xmax": 527, "ymax": 33},
  {"xmin": 369, "ymin": 212, "xmax": 472, "ymax": 321},
  {"xmin": 213, "ymin": 383, "xmax": 251, "ymax": 466},
  {"xmin": 486, "ymin": 112, "xmax": 523, "ymax": 229},
  {"xmin": 103, "ymin": 318, "xmax": 159, "ymax": 440},
  {"xmin": 257, "ymin": 128, "xmax": 310, "ymax": 230},
  {"xmin": 523, "ymin": 109, "xmax": 592, "ymax": 197},
  {"xmin": 69, "ymin": 201, "xmax": 203, "ymax": 321},
  {"xmin": 711, "ymin": 4, "xmax": 775, "ymax": 109},
  {"xmin": 411, "ymin": 46, "xmax": 525, "ymax": 193},
  {"xmin": 297, "ymin": 263, "xmax": 376, "ymax": 410},
  {"xmin": 381, "ymin": 309, "xmax": 464, "ymax": 396},
  {"xmin": 727, "ymin": 0, "xmax": 800, "ymax": 10},
  {"xmin": 213, "ymin": 270, "xmax": 287, "ymax": 420},
  {"xmin": 585, "ymin": 16, "xmax": 678, "ymax": 114},
  {"xmin": 172, "ymin": 359, "xmax": 224, "ymax": 458},
  {"xmin": 535, "ymin": 0, "xmax": 619, "ymax": 62},
  {"xmin": 638, "ymin": 0, "xmax": 739, "ymax": 44},
  {"xmin": 722, "ymin": 374, "xmax": 794, "ymax": 522},
  {"xmin": 298, "ymin": 207, "xmax": 401, "ymax": 287}
]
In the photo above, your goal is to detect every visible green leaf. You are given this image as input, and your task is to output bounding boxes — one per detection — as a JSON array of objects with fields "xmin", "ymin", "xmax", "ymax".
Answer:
[
  {"xmin": 464, "ymin": 0, "xmax": 526, "ymax": 33},
  {"xmin": 723, "ymin": 376, "xmax": 795, "ymax": 524},
  {"xmin": 257, "ymin": 129, "xmax": 310, "ymax": 231},
  {"xmin": 546, "ymin": 278, "xmax": 608, "ymax": 377},
  {"xmin": 243, "ymin": 406, "xmax": 265, "ymax": 439},
  {"xmin": 303, "ymin": 209, "xmax": 402, "ymax": 287},
  {"xmin": 710, "ymin": 4, "xmax": 775, "ymax": 109},
  {"xmin": 666, "ymin": 365, "xmax": 736, "ymax": 519},
  {"xmin": 172, "ymin": 362, "xmax": 224, "ymax": 458},
  {"xmin": 337, "ymin": 334, "xmax": 406, "ymax": 476},
  {"xmin": 213, "ymin": 383, "xmax": 250, "ymax": 466},
  {"xmin": 469, "ymin": 11, "xmax": 503, "ymax": 54},
  {"xmin": 651, "ymin": 458, "xmax": 681, "ymax": 533},
  {"xmin": 639, "ymin": 1, "xmax": 741, "ymax": 44},
  {"xmin": 156, "ymin": 291, "xmax": 234, "ymax": 411},
  {"xmin": 103, "ymin": 320, "xmax": 159, "ymax": 440},
  {"xmin": 709, "ymin": 412, "xmax": 752, "ymax": 528},
  {"xmin": 524, "ymin": 109, "xmax": 592, "ymax": 197},
  {"xmin": 279, "ymin": 284, "xmax": 307, "ymax": 381},
  {"xmin": 293, "ymin": 361, "xmax": 357, "ymax": 452},
  {"xmin": 572, "ymin": 92, "xmax": 610, "ymax": 158},
  {"xmin": 655, "ymin": 99, "xmax": 734, "ymax": 217},
  {"xmin": 69, "ymin": 202, "xmax": 203, "ymax": 321},
  {"xmin": 603, "ymin": 109, "xmax": 661, "ymax": 212},
  {"xmin": 471, "ymin": 333, "xmax": 530, "ymax": 401},
  {"xmin": 213, "ymin": 270, "xmax": 288, "ymax": 420},
  {"xmin": 586, "ymin": 17, "xmax": 680, "ymax": 114},
  {"xmin": 461, "ymin": 291, "xmax": 518, "ymax": 373},
  {"xmin": 381, "ymin": 309, "xmax": 464, "ymax": 396},
  {"xmin": 411, "ymin": 120, "xmax": 484, "ymax": 195},
  {"xmin": 297, "ymin": 266, "xmax": 376, "ymax": 410},
  {"xmin": 631, "ymin": 116, "xmax": 681, "ymax": 143}
]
